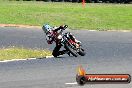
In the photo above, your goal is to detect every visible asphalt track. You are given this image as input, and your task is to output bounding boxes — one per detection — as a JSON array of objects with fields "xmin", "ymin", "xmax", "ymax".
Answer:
[{"xmin": 0, "ymin": 27, "xmax": 132, "ymax": 88}]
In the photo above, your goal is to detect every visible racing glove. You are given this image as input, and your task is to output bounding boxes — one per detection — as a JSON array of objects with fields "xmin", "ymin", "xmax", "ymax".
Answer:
[{"xmin": 46, "ymin": 34, "xmax": 54, "ymax": 44}]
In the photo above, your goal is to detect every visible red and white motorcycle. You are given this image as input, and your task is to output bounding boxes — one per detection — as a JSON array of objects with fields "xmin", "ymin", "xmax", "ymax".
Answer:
[{"xmin": 55, "ymin": 25, "xmax": 86, "ymax": 57}]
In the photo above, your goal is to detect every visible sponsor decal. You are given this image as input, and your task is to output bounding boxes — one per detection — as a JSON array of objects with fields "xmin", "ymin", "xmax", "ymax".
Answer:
[{"xmin": 76, "ymin": 66, "xmax": 131, "ymax": 85}]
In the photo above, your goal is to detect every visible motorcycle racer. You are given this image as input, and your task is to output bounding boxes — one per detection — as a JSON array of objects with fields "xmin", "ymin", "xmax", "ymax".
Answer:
[{"xmin": 42, "ymin": 24, "xmax": 81, "ymax": 57}]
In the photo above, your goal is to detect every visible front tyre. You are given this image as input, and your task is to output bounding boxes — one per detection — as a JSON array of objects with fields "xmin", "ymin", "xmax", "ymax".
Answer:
[
  {"xmin": 65, "ymin": 44, "xmax": 78, "ymax": 57},
  {"xmin": 78, "ymin": 48, "xmax": 86, "ymax": 56}
]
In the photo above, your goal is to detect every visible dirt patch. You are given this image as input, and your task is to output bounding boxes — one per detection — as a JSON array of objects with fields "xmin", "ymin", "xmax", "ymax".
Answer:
[
  {"xmin": 0, "ymin": 24, "xmax": 131, "ymax": 32},
  {"xmin": 0, "ymin": 24, "xmax": 41, "ymax": 29}
]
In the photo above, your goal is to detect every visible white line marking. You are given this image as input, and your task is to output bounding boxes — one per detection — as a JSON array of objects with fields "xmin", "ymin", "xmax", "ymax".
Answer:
[
  {"xmin": 65, "ymin": 82, "xmax": 77, "ymax": 85},
  {"xmin": 45, "ymin": 55, "xmax": 54, "ymax": 58},
  {"xmin": 0, "ymin": 58, "xmax": 36, "ymax": 63},
  {"xmin": 89, "ymin": 30, "xmax": 97, "ymax": 32},
  {"xmin": 0, "ymin": 55, "xmax": 54, "ymax": 63}
]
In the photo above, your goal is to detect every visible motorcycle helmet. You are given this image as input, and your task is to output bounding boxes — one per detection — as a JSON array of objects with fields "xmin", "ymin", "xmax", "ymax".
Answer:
[{"xmin": 42, "ymin": 24, "xmax": 52, "ymax": 34}]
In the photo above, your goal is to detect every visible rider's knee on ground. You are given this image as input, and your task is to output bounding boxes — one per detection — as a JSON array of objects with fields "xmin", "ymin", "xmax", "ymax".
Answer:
[
  {"xmin": 52, "ymin": 50, "xmax": 65, "ymax": 57},
  {"xmin": 52, "ymin": 51, "xmax": 58, "ymax": 57}
]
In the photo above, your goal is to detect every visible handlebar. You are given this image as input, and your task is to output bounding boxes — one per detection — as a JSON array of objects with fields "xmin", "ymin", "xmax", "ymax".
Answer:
[
  {"xmin": 63, "ymin": 25, "xmax": 68, "ymax": 30},
  {"xmin": 59, "ymin": 25, "xmax": 68, "ymax": 33}
]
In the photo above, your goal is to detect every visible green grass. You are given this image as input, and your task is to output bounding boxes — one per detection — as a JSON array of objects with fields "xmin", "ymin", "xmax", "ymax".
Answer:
[
  {"xmin": 0, "ymin": 47, "xmax": 52, "ymax": 61},
  {"xmin": 0, "ymin": 1, "xmax": 132, "ymax": 30}
]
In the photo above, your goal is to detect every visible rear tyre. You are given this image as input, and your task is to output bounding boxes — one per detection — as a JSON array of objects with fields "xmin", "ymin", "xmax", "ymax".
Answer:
[{"xmin": 65, "ymin": 44, "xmax": 78, "ymax": 57}]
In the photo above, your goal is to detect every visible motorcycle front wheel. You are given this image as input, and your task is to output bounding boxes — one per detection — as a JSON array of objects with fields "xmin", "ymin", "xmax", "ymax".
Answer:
[
  {"xmin": 78, "ymin": 48, "xmax": 86, "ymax": 56},
  {"xmin": 64, "ymin": 43, "xmax": 78, "ymax": 57}
]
